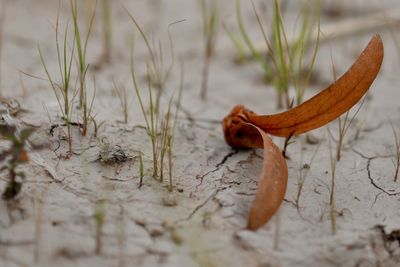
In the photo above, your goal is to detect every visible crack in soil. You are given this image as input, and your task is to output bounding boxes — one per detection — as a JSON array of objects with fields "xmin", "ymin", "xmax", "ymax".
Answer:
[
  {"xmin": 181, "ymin": 187, "xmax": 228, "ymax": 222},
  {"xmin": 353, "ymin": 149, "xmax": 400, "ymax": 196},
  {"xmin": 216, "ymin": 150, "xmax": 238, "ymax": 168},
  {"xmin": 195, "ymin": 150, "xmax": 239, "ymax": 190},
  {"xmin": 186, "ymin": 190, "xmax": 219, "ymax": 221},
  {"xmin": 366, "ymin": 158, "xmax": 400, "ymax": 196},
  {"xmin": 352, "ymin": 149, "xmax": 392, "ymax": 160},
  {"xmin": 195, "ymin": 169, "xmax": 219, "ymax": 190}
]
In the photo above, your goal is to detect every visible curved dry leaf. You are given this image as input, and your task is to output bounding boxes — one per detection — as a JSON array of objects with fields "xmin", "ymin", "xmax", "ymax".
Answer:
[
  {"xmin": 223, "ymin": 35, "xmax": 384, "ymax": 148},
  {"xmin": 222, "ymin": 35, "xmax": 384, "ymax": 230},
  {"xmin": 246, "ymin": 124, "xmax": 288, "ymax": 230}
]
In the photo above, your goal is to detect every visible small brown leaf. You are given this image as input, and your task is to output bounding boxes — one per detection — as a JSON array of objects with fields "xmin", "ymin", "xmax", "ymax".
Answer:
[{"xmin": 246, "ymin": 124, "xmax": 288, "ymax": 230}]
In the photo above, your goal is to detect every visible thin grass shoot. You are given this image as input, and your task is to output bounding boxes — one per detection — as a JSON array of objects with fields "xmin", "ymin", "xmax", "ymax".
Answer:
[{"xmin": 200, "ymin": 0, "xmax": 219, "ymax": 100}]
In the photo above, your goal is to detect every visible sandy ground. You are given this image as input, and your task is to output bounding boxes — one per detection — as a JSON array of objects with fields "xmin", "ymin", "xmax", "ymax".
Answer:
[{"xmin": 1, "ymin": 0, "xmax": 400, "ymax": 266}]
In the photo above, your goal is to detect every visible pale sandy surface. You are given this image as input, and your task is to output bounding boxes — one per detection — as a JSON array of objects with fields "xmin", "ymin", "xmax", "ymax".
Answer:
[{"xmin": 1, "ymin": 1, "xmax": 400, "ymax": 267}]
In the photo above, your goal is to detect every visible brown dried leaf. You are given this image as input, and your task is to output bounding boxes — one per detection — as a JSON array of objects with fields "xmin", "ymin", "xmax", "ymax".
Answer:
[
  {"xmin": 222, "ymin": 35, "xmax": 384, "ymax": 230},
  {"xmin": 223, "ymin": 35, "xmax": 384, "ymax": 148},
  {"xmin": 246, "ymin": 124, "xmax": 288, "ymax": 230}
]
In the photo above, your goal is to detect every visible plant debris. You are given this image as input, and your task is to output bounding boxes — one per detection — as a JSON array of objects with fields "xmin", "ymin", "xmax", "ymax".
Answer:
[
  {"xmin": 97, "ymin": 138, "xmax": 132, "ymax": 164},
  {"xmin": 222, "ymin": 35, "xmax": 384, "ymax": 230},
  {"xmin": 246, "ymin": 125, "xmax": 288, "ymax": 230}
]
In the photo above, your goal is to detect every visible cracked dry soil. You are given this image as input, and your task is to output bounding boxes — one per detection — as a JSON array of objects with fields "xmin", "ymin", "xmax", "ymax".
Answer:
[{"xmin": 1, "ymin": 0, "xmax": 400, "ymax": 267}]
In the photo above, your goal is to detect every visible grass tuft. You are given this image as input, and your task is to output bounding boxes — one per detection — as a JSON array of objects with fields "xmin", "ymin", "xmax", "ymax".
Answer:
[
  {"xmin": 233, "ymin": 0, "xmax": 320, "ymax": 109},
  {"xmin": 70, "ymin": 0, "xmax": 96, "ymax": 136},
  {"xmin": 39, "ymin": 4, "xmax": 77, "ymax": 155},
  {"xmin": 39, "ymin": 1, "xmax": 99, "ymax": 156},
  {"xmin": 127, "ymin": 10, "xmax": 184, "ymax": 189}
]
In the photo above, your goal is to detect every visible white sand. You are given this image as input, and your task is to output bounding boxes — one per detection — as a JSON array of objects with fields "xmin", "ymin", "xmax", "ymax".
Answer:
[{"xmin": 1, "ymin": 1, "xmax": 400, "ymax": 266}]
